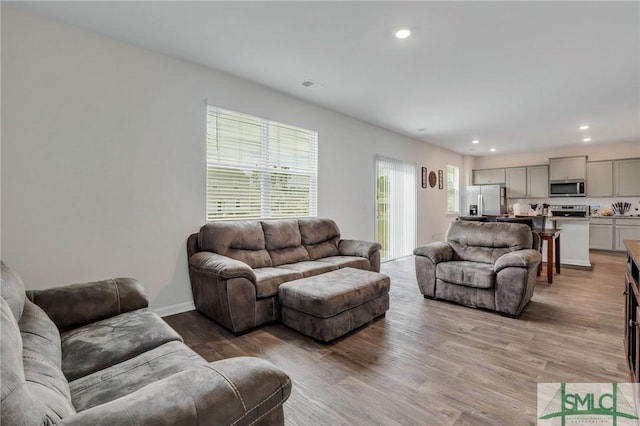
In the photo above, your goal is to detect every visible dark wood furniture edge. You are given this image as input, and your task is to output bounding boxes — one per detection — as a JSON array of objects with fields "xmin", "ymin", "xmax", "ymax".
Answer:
[{"xmin": 623, "ymin": 239, "xmax": 640, "ymax": 383}]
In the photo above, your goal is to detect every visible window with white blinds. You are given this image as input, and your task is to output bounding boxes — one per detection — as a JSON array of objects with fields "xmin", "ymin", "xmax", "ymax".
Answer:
[
  {"xmin": 206, "ymin": 106, "xmax": 318, "ymax": 221},
  {"xmin": 447, "ymin": 165, "xmax": 460, "ymax": 214},
  {"xmin": 375, "ymin": 156, "xmax": 416, "ymax": 261}
]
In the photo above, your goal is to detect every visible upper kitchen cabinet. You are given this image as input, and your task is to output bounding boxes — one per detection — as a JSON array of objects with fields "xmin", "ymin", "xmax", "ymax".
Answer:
[
  {"xmin": 527, "ymin": 165, "xmax": 549, "ymax": 198},
  {"xmin": 473, "ymin": 168, "xmax": 505, "ymax": 185},
  {"xmin": 506, "ymin": 167, "xmax": 526, "ymax": 198},
  {"xmin": 587, "ymin": 161, "xmax": 614, "ymax": 197},
  {"xmin": 506, "ymin": 165, "xmax": 548, "ymax": 198},
  {"xmin": 614, "ymin": 158, "xmax": 640, "ymax": 196},
  {"xmin": 549, "ymin": 156, "xmax": 587, "ymax": 181},
  {"xmin": 587, "ymin": 158, "xmax": 640, "ymax": 197}
]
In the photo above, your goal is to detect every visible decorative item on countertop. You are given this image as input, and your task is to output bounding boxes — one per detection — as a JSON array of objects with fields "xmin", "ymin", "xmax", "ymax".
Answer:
[
  {"xmin": 529, "ymin": 203, "xmax": 538, "ymax": 216},
  {"xmin": 513, "ymin": 203, "xmax": 522, "ymax": 215},
  {"xmin": 542, "ymin": 203, "xmax": 549, "ymax": 216},
  {"xmin": 612, "ymin": 201, "xmax": 631, "ymax": 215}
]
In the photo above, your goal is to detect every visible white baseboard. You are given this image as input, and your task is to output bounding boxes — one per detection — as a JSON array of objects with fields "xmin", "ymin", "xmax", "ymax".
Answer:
[
  {"xmin": 561, "ymin": 259, "xmax": 592, "ymax": 268},
  {"xmin": 153, "ymin": 301, "xmax": 195, "ymax": 318}
]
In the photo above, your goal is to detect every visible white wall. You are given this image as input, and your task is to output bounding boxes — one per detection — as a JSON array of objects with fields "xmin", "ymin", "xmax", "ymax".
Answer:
[{"xmin": 1, "ymin": 6, "xmax": 462, "ymax": 312}]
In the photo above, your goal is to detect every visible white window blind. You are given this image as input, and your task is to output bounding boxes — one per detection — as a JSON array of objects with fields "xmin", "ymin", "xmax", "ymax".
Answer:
[
  {"xmin": 375, "ymin": 156, "xmax": 416, "ymax": 261},
  {"xmin": 447, "ymin": 165, "xmax": 460, "ymax": 213},
  {"xmin": 206, "ymin": 106, "xmax": 318, "ymax": 221}
]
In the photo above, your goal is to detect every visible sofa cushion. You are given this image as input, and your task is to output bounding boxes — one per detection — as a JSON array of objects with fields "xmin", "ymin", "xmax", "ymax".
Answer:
[
  {"xmin": 198, "ymin": 221, "xmax": 272, "ymax": 269},
  {"xmin": 19, "ymin": 300, "xmax": 74, "ymax": 409},
  {"xmin": 61, "ymin": 308, "xmax": 183, "ymax": 381},
  {"xmin": 70, "ymin": 341, "xmax": 206, "ymax": 411},
  {"xmin": 436, "ymin": 261, "xmax": 496, "ymax": 289},
  {"xmin": 262, "ymin": 219, "xmax": 310, "ymax": 267},
  {"xmin": 316, "ymin": 256, "xmax": 370, "ymax": 271},
  {"xmin": 1, "ymin": 261, "xmax": 26, "ymax": 322},
  {"xmin": 268, "ymin": 246, "xmax": 310, "ymax": 267},
  {"xmin": 279, "ymin": 261, "xmax": 338, "ymax": 278},
  {"xmin": 254, "ymin": 268, "xmax": 304, "ymax": 298},
  {"xmin": 446, "ymin": 222, "xmax": 533, "ymax": 264},
  {"xmin": 298, "ymin": 218, "xmax": 341, "ymax": 260},
  {"xmin": 262, "ymin": 219, "xmax": 302, "ymax": 250},
  {"xmin": 1, "ymin": 298, "xmax": 76, "ymax": 425},
  {"xmin": 26, "ymin": 278, "xmax": 149, "ymax": 332}
]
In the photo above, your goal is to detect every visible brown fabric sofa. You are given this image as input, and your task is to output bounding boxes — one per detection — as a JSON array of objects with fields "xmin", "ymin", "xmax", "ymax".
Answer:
[
  {"xmin": 187, "ymin": 218, "xmax": 381, "ymax": 333},
  {"xmin": 1, "ymin": 261, "xmax": 291, "ymax": 425},
  {"xmin": 413, "ymin": 221, "xmax": 542, "ymax": 317}
]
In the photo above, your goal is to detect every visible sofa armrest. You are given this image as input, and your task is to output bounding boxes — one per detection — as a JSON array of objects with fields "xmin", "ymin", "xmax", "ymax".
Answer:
[
  {"xmin": 58, "ymin": 357, "xmax": 292, "ymax": 426},
  {"xmin": 494, "ymin": 249, "xmax": 541, "ymax": 273},
  {"xmin": 26, "ymin": 278, "xmax": 148, "ymax": 331},
  {"xmin": 189, "ymin": 252, "xmax": 256, "ymax": 282},
  {"xmin": 413, "ymin": 242, "xmax": 453, "ymax": 264},
  {"xmin": 338, "ymin": 239, "xmax": 381, "ymax": 258}
]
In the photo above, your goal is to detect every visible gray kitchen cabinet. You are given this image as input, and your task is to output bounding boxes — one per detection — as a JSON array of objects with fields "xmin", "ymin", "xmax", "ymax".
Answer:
[
  {"xmin": 549, "ymin": 156, "xmax": 586, "ymax": 181},
  {"xmin": 527, "ymin": 165, "xmax": 549, "ymax": 198},
  {"xmin": 473, "ymin": 168, "xmax": 505, "ymax": 185},
  {"xmin": 614, "ymin": 158, "xmax": 640, "ymax": 196},
  {"xmin": 589, "ymin": 218, "xmax": 614, "ymax": 250},
  {"xmin": 506, "ymin": 167, "xmax": 526, "ymax": 198},
  {"xmin": 505, "ymin": 165, "xmax": 547, "ymax": 198},
  {"xmin": 587, "ymin": 161, "xmax": 614, "ymax": 197},
  {"xmin": 615, "ymin": 219, "xmax": 640, "ymax": 251},
  {"xmin": 589, "ymin": 218, "xmax": 640, "ymax": 251}
]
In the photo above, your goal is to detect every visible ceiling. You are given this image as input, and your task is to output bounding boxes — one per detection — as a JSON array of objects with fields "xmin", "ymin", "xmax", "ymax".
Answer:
[{"xmin": 11, "ymin": 1, "xmax": 640, "ymax": 156}]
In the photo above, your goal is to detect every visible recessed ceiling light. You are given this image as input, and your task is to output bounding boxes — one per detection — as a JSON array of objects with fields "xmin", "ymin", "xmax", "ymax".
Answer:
[
  {"xmin": 579, "ymin": 125, "xmax": 590, "ymax": 130},
  {"xmin": 417, "ymin": 128, "xmax": 426, "ymax": 132},
  {"xmin": 394, "ymin": 28, "xmax": 411, "ymax": 39},
  {"xmin": 583, "ymin": 137, "xmax": 591, "ymax": 142},
  {"xmin": 490, "ymin": 148, "xmax": 496, "ymax": 152},
  {"xmin": 472, "ymin": 140, "xmax": 480, "ymax": 144}
]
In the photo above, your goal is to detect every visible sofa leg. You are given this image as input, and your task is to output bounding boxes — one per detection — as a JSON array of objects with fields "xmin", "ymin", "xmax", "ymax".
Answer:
[
  {"xmin": 500, "ymin": 312, "xmax": 518, "ymax": 319},
  {"xmin": 423, "ymin": 295, "xmax": 435, "ymax": 300}
]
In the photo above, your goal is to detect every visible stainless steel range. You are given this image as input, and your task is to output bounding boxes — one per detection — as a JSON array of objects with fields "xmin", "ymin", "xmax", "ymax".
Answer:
[{"xmin": 549, "ymin": 204, "xmax": 587, "ymax": 217}]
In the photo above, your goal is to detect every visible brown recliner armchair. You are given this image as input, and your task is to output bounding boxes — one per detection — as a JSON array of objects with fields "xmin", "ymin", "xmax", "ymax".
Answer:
[{"xmin": 413, "ymin": 221, "xmax": 542, "ymax": 317}]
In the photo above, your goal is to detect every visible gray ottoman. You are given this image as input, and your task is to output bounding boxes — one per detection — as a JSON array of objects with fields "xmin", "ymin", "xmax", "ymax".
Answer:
[{"xmin": 278, "ymin": 267, "xmax": 390, "ymax": 342}]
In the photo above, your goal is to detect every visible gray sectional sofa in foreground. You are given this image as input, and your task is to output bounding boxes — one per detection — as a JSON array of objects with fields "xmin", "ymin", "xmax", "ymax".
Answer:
[
  {"xmin": 187, "ymin": 218, "xmax": 383, "ymax": 334},
  {"xmin": 413, "ymin": 221, "xmax": 542, "ymax": 317},
  {"xmin": 0, "ymin": 261, "xmax": 291, "ymax": 425}
]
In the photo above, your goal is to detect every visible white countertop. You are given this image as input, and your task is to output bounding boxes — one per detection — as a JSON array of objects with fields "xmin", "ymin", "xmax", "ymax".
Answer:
[
  {"xmin": 548, "ymin": 216, "xmax": 590, "ymax": 221},
  {"xmin": 547, "ymin": 215, "xmax": 640, "ymax": 221},
  {"xmin": 587, "ymin": 215, "xmax": 640, "ymax": 220}
]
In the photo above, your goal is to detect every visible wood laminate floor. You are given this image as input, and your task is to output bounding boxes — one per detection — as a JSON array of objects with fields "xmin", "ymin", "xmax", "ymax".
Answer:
[{"xmin": 164, "ymin": 251, "xmax": 629, "ymax": 425}]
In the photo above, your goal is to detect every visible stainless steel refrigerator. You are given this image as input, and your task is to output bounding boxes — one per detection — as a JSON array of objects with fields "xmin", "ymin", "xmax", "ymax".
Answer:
[{"xmin": 465, "ymin": 185, "xmax": 507, "ymax": 216}]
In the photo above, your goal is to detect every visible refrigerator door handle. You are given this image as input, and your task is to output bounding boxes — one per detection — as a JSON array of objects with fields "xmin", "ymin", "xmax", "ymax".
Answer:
[{"xmin": 478, "ymin": 194, "xmax": 482, "ymax": 216}]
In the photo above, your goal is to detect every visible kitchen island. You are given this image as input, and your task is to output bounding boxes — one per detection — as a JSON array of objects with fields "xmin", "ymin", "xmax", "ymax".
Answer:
[{"xmin": 546, "ymin": 216, "xmax": 591, "ymax": 268}]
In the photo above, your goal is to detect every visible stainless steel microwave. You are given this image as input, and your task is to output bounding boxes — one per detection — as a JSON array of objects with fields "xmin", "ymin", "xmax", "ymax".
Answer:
[{"xmin": 549, "ymin": 180, "xmax": 586, "ymax": 197}]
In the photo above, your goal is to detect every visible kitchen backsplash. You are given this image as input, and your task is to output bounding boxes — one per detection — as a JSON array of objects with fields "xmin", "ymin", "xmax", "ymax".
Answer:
[{"xmin": 508, "ymin": 196, "xmax": 640, "ymax": 216}]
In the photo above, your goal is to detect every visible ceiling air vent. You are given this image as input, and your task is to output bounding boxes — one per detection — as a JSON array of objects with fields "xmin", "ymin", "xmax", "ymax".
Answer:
[{"xmin": 301, "ymin": 79, "xmax": 323, "ymax": 89}]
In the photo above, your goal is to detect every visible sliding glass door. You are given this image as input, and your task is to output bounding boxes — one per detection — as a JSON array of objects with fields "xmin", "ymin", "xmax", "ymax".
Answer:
[{"xmin": 375, "ymin": 156, "xmax": 416, "ymax": 261}]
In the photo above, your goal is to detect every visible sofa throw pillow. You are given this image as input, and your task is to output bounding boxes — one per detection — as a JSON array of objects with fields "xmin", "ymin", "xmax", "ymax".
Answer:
[
  {"xmin": 198, "ymin": 221, "xmax": 272, "ymax": 269},
  {"xmin": 261, "ymin": 220, "xmax": 310, "ymax": 266},
  {"xmin": 298, "ymin": 218, "xmax": 340, "ymax": 260}
]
